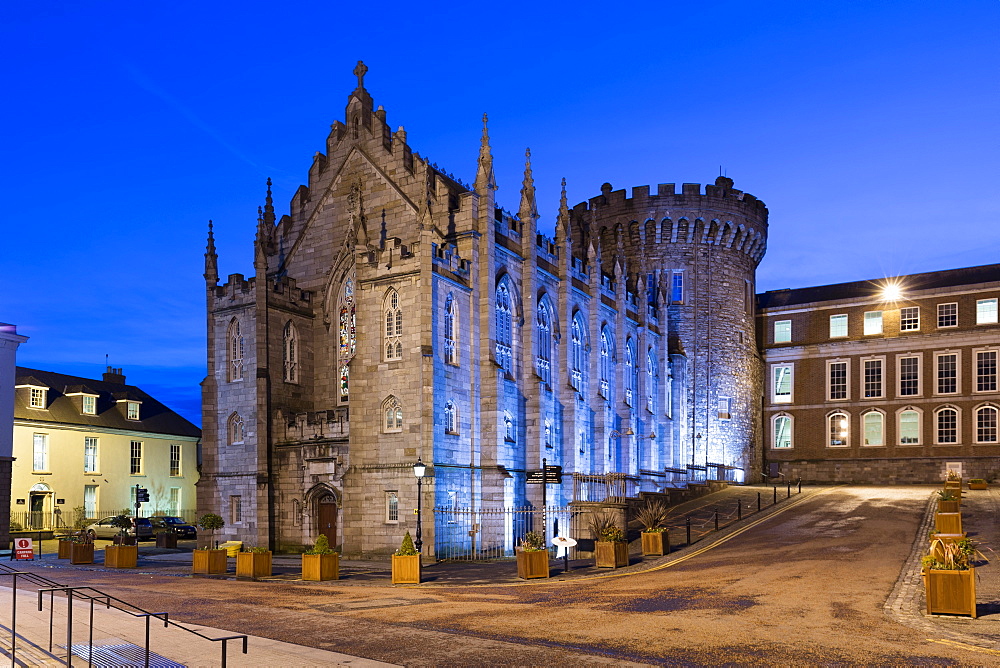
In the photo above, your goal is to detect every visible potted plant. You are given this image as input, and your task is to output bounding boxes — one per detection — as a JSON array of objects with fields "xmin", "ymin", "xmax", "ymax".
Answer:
[
  {"xmin": 590, "ymin": 512, "xmax": 629, "ymax": 568},
  {"xmin": 70, "ymin": 532, "xmax": 94, "ymax": 565},
  {"xmin": 633, "ymin": 500, "xmax": 670, "ymax": 557},
  {"xmin": 945, "ymin": 470, "xmax": 961, "ymax": 483},
  {"xmin": 302, "ymin": 534, "xmax": 340, "ymax": 581},
  {"xmin": 57, "ymin": 535, "xmax": 75, "ymax": 559},
  {"xmin": 391, "ymin": 531, "xmax": 421, "ymax": 584},
  {"xmin": 936, "ymin": 489, "xmax": 960, "ymax": 514},
  {"xmin": 515, "ymin": 531, "xmax": 550, "ymax": 579},
  {"xmin": 236, "ymin": 545, "xmax": 272, "ymax": 579},
  {"xmin": 104, "ymin": 515, "xmax": 139, "ymax": 568},
  {"xmin": 192, "ymin": 513, "xmax": 227, "ymax": 574},
  {"xmin": 922, "ymin": 537, "xmax": 987, "ymax": 618},
  {"xmin": 968, "ymin": 478, "xmax": 988, "ymax": 490}
]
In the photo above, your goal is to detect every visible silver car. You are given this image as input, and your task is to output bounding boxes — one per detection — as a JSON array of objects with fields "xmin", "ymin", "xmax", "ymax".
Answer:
[{"xmin": 84, "ymin": 516, "xmax": 154, "ymax": 541}]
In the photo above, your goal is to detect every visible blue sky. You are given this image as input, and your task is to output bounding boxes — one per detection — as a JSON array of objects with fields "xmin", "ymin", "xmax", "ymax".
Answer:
[{"xmin": 3, "ymin": 1, "xmax": 998, "ymax": 425}]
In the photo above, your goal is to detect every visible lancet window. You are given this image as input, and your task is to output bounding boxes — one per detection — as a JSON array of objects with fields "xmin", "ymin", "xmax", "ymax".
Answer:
[{"xmin": 384, "ymin": 288, "xmax": 403, "ymax": 361}]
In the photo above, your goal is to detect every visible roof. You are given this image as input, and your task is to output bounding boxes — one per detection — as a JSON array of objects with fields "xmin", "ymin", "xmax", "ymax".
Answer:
[
  {"xmin": 757, "ymin": 263, "xmax": 1000, "ymax": 310},
  {"xmin": 13, "ymin": 367, "xmax": 201, "ymax": 439}
]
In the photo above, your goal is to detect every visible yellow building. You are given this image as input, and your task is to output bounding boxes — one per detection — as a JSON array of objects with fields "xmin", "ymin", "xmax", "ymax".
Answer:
[{"xmin": 11, "ymin": 366, "xmax": 200, "ymax": 530}]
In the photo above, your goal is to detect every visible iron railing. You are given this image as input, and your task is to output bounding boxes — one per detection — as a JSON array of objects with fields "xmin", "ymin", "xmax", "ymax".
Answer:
[
  {"xmin": 433, "ymin": 505, "xmax": 583, "ymax": 561},
  {"xmin": 571, "ymin": 472, "xmax": 639, "ymax": 502},
  {"xmin": 10, "ymin": 509, "xmax": 198, "ymax": 532}
]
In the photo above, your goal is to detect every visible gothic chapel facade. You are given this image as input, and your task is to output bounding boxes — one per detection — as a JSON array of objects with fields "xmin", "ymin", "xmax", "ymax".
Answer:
[{"xmin": 199, "ymin": 63, "xmax": 768, "ymax": 556}]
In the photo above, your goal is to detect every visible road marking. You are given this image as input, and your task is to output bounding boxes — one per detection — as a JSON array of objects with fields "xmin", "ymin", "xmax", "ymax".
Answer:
[{"xmin": 927, "ymin": 638, "xmax": 1000, "ymax": 656}]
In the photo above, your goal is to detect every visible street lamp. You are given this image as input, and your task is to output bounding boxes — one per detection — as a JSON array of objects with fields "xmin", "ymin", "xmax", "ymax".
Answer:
[{"xmin": 412, "ymin": 457, "xmax": 426, "ymax": 553}]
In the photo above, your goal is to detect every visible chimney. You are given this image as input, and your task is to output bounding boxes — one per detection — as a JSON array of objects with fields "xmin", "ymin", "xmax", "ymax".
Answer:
[{"xmin": 103, "ymin": 366, "xmax": 126, "ymax": 384}]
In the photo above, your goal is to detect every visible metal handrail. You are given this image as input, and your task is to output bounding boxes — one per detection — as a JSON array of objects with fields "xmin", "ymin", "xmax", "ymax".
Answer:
[{"xmin": 0, "ymin": 562, "xmax": 248, "ymax": 667}]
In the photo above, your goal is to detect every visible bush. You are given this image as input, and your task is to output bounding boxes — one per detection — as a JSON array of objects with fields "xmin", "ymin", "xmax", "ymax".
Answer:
[
  {"xmin": 395, "ymin": 531, "xmax": 418, "ymax": 556},
  {"xmin": 519, "ymin": 531, "xmax": 546, "ymax": 551},
  {"xmin": 305, "ymin": 534, "xmax": 335, "ymax": 555},
  {"xmin": 589, "ymin": 511, "xmax": 626, "ymax": 543},
  {"xmin": 633, "ymin": 500, "xmax": 670, "ymax": 532}
]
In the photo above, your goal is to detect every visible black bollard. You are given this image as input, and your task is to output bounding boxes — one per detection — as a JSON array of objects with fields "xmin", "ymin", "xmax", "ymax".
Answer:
[
  {"xmin": 757, "ymin": 492, "xmax": 761, "ymax": 512},
  {"xmin": 773, "ymin": 486, "xmax": 777, "ymax": 504},
  {"xmin": 798, "ymin": 478, "xmax": 802, "ymax": 494},
  {"xmin": 665, "ymin": 530, "xmax": 671, "ymax": 555},
  {"xmin": 787, "ymin": 482, "xmax": 791, "ymax": 498},
  {"xmin": 737, "ymin": 501, "xmax": 742, "ymax": 521},
  {"xmin": 714, "ymin": 510, "xmax": 719, "ymax": 531},
  {"xmin": 686, "ymin": 516, "xmax": 691, "ymax": 545}
]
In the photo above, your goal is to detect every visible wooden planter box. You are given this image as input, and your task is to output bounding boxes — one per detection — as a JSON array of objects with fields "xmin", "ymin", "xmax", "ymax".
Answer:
[
  {"xmin": 937, "ymin": 500, "xmax": 960, "ymax": 514},
  {"xmin": 192, "ymin": 549, "xmax": 228, "ymax": 574},
  {"xmin": 113, "ymin": 535, "xmax": 137, "ymax": 546},
  {"xmin": 156, "ymin": 533, "xmax": 178, "ymax": 549},
  {"xmin": 641, "ymin": 531, "xmax": 667, "ymax": 557},
  {"xmin": 57, "ymin": 540, "xmax": 74, "ymax": 559},
  {"xmin": 594, "ymin": 541, "xmax": 629, "ymax": 568},
  {"xmin": 302, "ymin": 553, "xmax": 340, "ymax": 581},
  {"xmin": 968, "ymin": 481, "xmax": 988, "ymax": 490},
  {"xmin": 104, "ymin": 544, "xmax": 138, "ymax": 569},
  {"xmin": 391, "ymin": 554, "xmax": 422, "ymax": 584},
  {"xmin": 516, "ymin": 550, "xmax": 550, "ymax": 579},
  {"xmin": 930, "ymin": 533, "xmax": 967, "ymax": 544},
  {"xmin": 236, "ymin": 552, "xmax": 272, "ymax": 579},
  {"xmin": 924, "ymin": 568, "xmax": 976, "ymax": 617},
  {"xmin": 935, "ymin": 512, "xmax": 963, "ymax": 535},
  {"xmin": 70, "ymin": 542, "xmax": 94, "ymax": 565}
]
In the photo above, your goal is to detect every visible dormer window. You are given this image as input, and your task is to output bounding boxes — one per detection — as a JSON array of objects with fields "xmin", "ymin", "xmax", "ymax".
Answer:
[
  {"xmin": 82, "ymin": 395, "xmax": 97, "ymax": 415},
  {"xmin": 127, "ymin": 401, "xmax": 140, "ymax": 420},
  {"xmin": 30, "ymin": 388, "xmax": 47, "ymax": 408}
]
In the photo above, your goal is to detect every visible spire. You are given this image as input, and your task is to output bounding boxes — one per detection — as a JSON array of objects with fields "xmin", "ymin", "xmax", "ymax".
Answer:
[
  {"xmin": 518, "ymin": 148, "xmax": 537, "ymax": 222},
  {"xmin": 557, "ymin": 177, "xmax": 570, "ymax": 235},
  {"xmin": 263, "ymin": 177, "xmax": 275, "ymax": 227},
  {"xmin": 204, "ymin": 219, "xmax": 218, "ymax": 284},
  {"xmin": 474, "ymin": 113, "xmax": 495, "ymax": 193},
  {"xmin": 254, "ymin": 206, "xmax": 267, "ymax": 273}
]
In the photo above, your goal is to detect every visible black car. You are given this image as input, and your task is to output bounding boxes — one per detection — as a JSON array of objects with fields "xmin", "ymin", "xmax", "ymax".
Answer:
[{"xmin": 149, "ymin": 516, "xmax": 197, "ymax": 538}]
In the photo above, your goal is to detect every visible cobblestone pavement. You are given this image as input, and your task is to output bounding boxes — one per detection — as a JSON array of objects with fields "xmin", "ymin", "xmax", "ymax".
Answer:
[{"xmin": 4, "ymin": 484, "xmax": 999, "ymax": 665}]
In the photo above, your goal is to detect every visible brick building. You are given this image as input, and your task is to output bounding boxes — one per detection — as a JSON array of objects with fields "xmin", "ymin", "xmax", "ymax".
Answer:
[
  {"xmin": 198, "ymin": 63, "xmax": 767, "ymax": 556},
  {"xmin": 759, "ymin": 265, "xmax": 1000, "ymax": 483}
]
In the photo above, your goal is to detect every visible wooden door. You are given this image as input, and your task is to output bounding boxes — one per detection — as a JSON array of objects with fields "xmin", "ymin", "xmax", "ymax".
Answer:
[{"xmin": 318, "ymin": 496, "xmax": 338, "ymax": 547}]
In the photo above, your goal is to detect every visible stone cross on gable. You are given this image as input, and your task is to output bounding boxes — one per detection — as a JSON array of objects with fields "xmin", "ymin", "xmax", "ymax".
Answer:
[{"xmin": 354, "ymin": 61, "xmax": 368, "ymax": 89}]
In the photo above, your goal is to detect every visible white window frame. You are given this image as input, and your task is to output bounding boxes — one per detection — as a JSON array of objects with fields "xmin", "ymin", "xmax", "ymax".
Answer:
[
  {"xmin": 937, "ymin": 302, "xmax": 958, "ymax": 329},
  {"xmin": 32, "ymin": 433, "xmax": 49, "ymax": 472},
  {"xmin": 900, "ymin": 306, "xmax": 920, "ymax": 332},
  {"xmin": 126, "ymin": 401, "xmax": 140, "ymax": 420},
  {"xmin": 862, "ymin": 356, "xmax": 884, "ymax": 399},
  {"xmin": 84, "ymin": 436, "xmax": 99, "ymax": 473},
  {"xmin": 82, "ymin": 395, "xmax": 97, "ymax": 415},
  {"xmin": 772, "ymin": 364, "xmax": 793, "ymax": 404},
  {"xmin": 863, "ymin": 311, "xmax": 883, "ymax": 335},
  {"xmin": 717, "ymin": 396, "xmax": 731, "ymax": 420},
  {"xmin": 168, "ymin": 488, "xmax": 180, "ymax": 515},
  {"xmin": 829, "ymin": 314, "xmax": 848, "ymax": 338},
  {"xmin": 828, "ymin": 412, "xmax": 850, "ymax": 448},
  {"xmin": 897, "ymin": 407, "xmax": 922, "ymax": 446},
  {"xmin": 827, "ymin": 359, "xmax": 849, "ymax": 401},
  {"xmin": 934, "ymin": 351, "xmax": 960, "ymax": 396},
  {"xmin": 974, "ymin": 404, "xmax": 998, "ymax": 444},
  {"xmin": 230, "ymin": 495, "xmax": 242, "ymax": 524},
  {"xmin": 861, "ymin": 410, "xmax": 884, "ymax": 447},
  {"xmin": 170, "ymin": 444, "xmax": 182, "ymax": 477},
  {"xmin": 773, "ymin": 319, "xmax": 791, "ymax": 344},
  {"xmin": 29, "ymin": 387, "xmax": 47, "ymax": 409},
  {"xmin": 935, "ymin": 406, "xmax": 960, "ymax": 445},
  {"xmin": 385, "ymin": 491, "xmax": 399, "ymax": 524},
  {"xmin": 973, "ymin": 347, "xmax": 998, "ymax": 394},
  {"xmin": 130, "ymin": 440, "xmax": 143, "ymax": 475},
  {"xmin": 84, "ymin": 485, "xmax": 98, "ymax": 518},
  {"xmin": 897, "ymin": 353, "xmax": 922, "ymax": 397},
  {"xmin": 772, "ymin": 414, "xmax": 792, "ymax": 449},
  {"xmin": 977, "ymin": 298, "xmax": 998, "ymax": 325}
]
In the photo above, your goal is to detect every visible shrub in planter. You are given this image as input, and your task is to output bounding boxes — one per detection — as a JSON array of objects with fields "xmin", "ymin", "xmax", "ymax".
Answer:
[
  {"xmin": 193, "ymin": 513, "xmax": 227, "ymax": 574},
  {"xmin": 302, "ymin": 534, "xmax": 340, "ymax": 581},
  {"xmin": 968, "ymin": 479, "xmax": 988, "ymax": 490},
  {"xmin": 632, "ymin": 501, "xmax": 670, "ymax": 557},
  {"xmin": 57, "ymin": 537, "xmax": 74, "ymax": 559},
  {"xmin": 70, "ymin": 534, "xmax": 94, "ymax": 565},
  {"xmin": 391, "ymin": 531, "xmax": 421, "ymax": 584},
  {"xmin": 922, "ymin": 538, "xmax": 987, "ymax": 618},
  {"xmin": 590, "ymin": 512, "xmax": 629, "ymax": 568},
  {"xmin": 236, "ymin": 546, "xmax": 273, "ymax": 579},
  {"xmin": 516, "ymin": 531, "xmax": 550, "ymax": 579}
]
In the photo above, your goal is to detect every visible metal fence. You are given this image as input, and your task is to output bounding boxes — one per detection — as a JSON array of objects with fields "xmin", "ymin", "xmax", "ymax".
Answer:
[
  {"xmin": 571, "ymin": 472, "xmax": 640, "ymax": 502},
  {"xmin": 433, "ymin": 505, "xmax": 583, "ymax": 561},
  {"xmin": 10, "ymin": 509, "xmax": 199, "ymax": 532}
]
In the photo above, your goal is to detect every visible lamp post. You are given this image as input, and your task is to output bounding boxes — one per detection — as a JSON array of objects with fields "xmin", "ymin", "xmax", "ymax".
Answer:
[{"xmin": 412, "ymin": 458, "xmax": 426, "ymax": 553}]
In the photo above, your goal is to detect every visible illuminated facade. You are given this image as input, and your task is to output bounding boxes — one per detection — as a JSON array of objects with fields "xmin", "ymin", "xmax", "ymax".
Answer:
[{"xmin": 199, "ymin": 63, "xmax": 768, "ymax": 556}]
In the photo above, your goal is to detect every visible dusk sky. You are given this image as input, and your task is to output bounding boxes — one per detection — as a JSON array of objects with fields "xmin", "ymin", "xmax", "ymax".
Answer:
[{"xmin": 3, "ymin": 2, "xmax": 998, "ymax": 425}]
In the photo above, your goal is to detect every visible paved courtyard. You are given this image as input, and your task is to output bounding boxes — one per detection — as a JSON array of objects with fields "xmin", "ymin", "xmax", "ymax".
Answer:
[{"xmin": 2, "ymin": 484, "xmax": 998, "ymax": 666}]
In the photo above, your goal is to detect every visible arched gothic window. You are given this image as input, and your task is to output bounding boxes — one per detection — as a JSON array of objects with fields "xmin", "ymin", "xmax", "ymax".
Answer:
[
  {"xmin": 544, "ymin": 420, "xmax": 553, "ymax": 449},
  {"xmin": 571, "ymin": 313, "xmax": 587, "ymax": 392},
  {"xmin": 384, "ymin": 289, "xmax": 403, "ymax": 361},
  {"xmin": 444, "ymin": 295, "xmax": 458, "ymax": 365},
  {"xmin": 340, "ymin": 365, "xmax": 350, "ymax": 401},
  {"xmin": 504, "ymin": 412, "xmax": 516, "ymax": 442},
  {"xmin": 339, "ymin": 277, "xmax": 356, "ymax": 359},
  {"xmin": 228, "ymin": 319, "xmax": 244, "ymax": 382},
  {"xmin": 383, "ymin": 396, "xmax": 403, "ymax": 433},
  {"xmin": 536, "ymin": 300, "xmax": 551, "ymax": 383},
  {"xmin": 647, "ymin": 347, "xmax": 658, "ymax": 413},
  {"xmin": 625, "ymin": 339, "xmax": 637, "ymax": 406},
  {"xmin": 444, "ymin": 401, "xmax": 458, "ymax": 434},
  {"xmin": 283, "ymin": 321, "xmax": 298, "ymax": 383},
  {"xmin": 665, "ymin": 361, "xmax": 673, "ymax": 418},
  {"xmin": 228, "ymin": 413, "xmax": 244, "ymax": 445},
  {"xmin": 599, "ymin": 327, "xmax": 614, "ymax": 399},
  {"xmin": 495, "ymin": 283, "xmax": 513, "ymax": 373}
]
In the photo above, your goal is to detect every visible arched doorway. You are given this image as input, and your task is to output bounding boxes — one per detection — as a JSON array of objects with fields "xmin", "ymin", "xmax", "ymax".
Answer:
[
  {"xmin": 28, "ymin": 482, "xmax": 52, "ymax": 529},
  {"xmin": 317, "ymin": 495, "xmax": 338, "ymax": 547}
]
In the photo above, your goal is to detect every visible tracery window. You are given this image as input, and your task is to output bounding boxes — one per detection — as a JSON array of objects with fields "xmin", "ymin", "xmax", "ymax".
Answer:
[
  {"xmin": 384, "ymin": 289, "xmax": 403, "ymax": 361},
  {"xmin": 495, "ymin": 283, "xmax": 513, "ymax": 373},
  {"xmin": 228, "ymin": 413, "xmax": 244, "ymax": 445},
  {"xmin": 283, "ymin": 321, "xmax": 298, "ymax": 383},
  {"xmin": 444, "ymin": 295, "xmax": 458, "ymax": 365},
  {"xmin": 383, "ymin": 396, "xmax": 403, "ymax": 433},
  {"xmin": 340, "ymin": 365, "xmax": 350, "ymax": 401},
  {"xmin": 599, "ymin": 327, "xmax": 614, "ymax": 399},
  {"xmin": 444, "ymin": 401, "xmax": 458, "ymax": 434},
  {"xmin": 504, "ymin": 412, "xmax": 516, "ymax": 442},
  {"xmin": 647, "ymin": 347, "xmax": 658, "ymax": 413},
  {"xmin": 228, "ymin": 319, "xmax": 244, "ymax": 382},
  {"xmin": 544, "ymin": 420, "xmax": 553, "ymax": 449},
  {"xmin": 570, "ymin": 313, "xmax": 586, "ymax": 392},
  {"xmin": 625, "ymin": 338, "xmax": 637, "ymax": 406},
  {"xmin": 339, "ymin": 277, "xmax": 356, "ymax": 358},
  {"xmin": 537, "ymin": 300, "xmax": 551, "ymax": 383}
]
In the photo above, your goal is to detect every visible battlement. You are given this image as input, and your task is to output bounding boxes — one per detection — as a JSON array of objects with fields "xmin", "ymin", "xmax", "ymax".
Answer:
[{"xmin": 573, "ymin": 176, "xmax": 768, "ymax": 219}]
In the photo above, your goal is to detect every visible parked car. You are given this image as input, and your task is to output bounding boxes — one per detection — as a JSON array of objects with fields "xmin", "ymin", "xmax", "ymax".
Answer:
[
  {"xmin": 149, "ymin": 515, "xmax": 197, "ymax": 538},
  {"xmin": 84, "ymin": 516, "xmax": 154, "ymax": 541}
]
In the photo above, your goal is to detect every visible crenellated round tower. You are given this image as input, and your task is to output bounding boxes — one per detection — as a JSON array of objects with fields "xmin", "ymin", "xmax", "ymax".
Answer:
[{"xmin": 571, "ymin": 176, "xmax": 768, "ymax": 482}]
